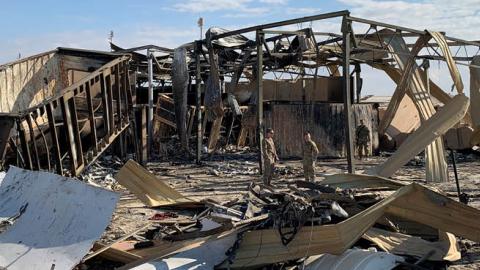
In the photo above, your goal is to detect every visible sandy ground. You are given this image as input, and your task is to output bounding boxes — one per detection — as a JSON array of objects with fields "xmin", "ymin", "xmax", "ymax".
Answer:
[{"xmin": 84, "ymin": 153, "xmax": 480, "ymax": 269}]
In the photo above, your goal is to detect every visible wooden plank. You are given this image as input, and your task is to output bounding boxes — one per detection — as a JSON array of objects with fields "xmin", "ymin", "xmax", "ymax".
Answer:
[
  {"xmin": 114, "ymin": 64, "xmax": 122, "ymax": 129},
  {"xmin": 60, "ymin": 97, "xmax": 79, "ymax": 175},
  {"xmin": 85, "ymin": 82, "xmax": 98, "ymax": 153},
  {"xmin": 25, "ymin": 114, "xmax": 41, "ymax": 170},
  {"xmin": 17, "ymin": 119, "xmax": 32, "ymax": 169},
  {"xmin": 68, "ymin": 97, "xmax": 84, "ymax": 175},
  {"xmin": 207, "ymin": 116, "xmax": 223, "ymax": 152},
  {"xmin": 122, "ymin": 62, "xmax": 129, "ymax": 124},
  {"xmin": 236, "ymin": 126, "xmax": 248, "ymax": 147},
  {"xmin": 100, "ymin": 73, "xmax": 110, "ymax": 139},
  {"xmin": 155, "ymin": 115, "xmax": 176, "ymax": 129},
  {"xmin": 46, "ymin": 102, "xmax": 63, "ymax": 174},
  {"xmin": 34, "ymin": 108, "xmax": 51, "ymax": 171},
  {"xmin": 106, "ymin": 74, "xmax": 115, "ymax": 138}
]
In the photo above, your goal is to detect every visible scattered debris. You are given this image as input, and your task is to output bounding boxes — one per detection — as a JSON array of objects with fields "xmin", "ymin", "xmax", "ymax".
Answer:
[{"xmin": 0, "ymin": 7, "xmax": 479, "ymax": 270}]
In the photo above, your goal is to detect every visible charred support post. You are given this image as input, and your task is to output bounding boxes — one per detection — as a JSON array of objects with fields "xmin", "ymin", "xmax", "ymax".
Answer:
[
  {"xmin": 195, "ymin": 41, "xmax": 202, "ymax": 164},
  {"xmin": 257, "ymin": 30, "xmax": 264, "ymax": 173},
  {"xmin": 147, "ymin": 49, "xmax": 154, "ymax": 160},
  {"xmin": 342, "ymin": 15, "xmax": 355, "ymax": 173},
  {"xmin": 355, "ymin": 64, "xmax": 362, "ymax": 103}
]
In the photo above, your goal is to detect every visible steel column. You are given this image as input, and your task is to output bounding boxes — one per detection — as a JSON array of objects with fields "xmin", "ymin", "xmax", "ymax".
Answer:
[
  {"xmin": 195, "ymin": 41, "xmax": 202, "ymax": 164},
  {"xmin": 256, "ymin": 30, "xmax": 264, "ymax": 173},
  {"xmin": 355, "ymin": 64, "xmax": 361, "ymax": 103},
  {"xmin": 342, "ymin": 15, "xmax": 355, "ymax": 173},
  {"xmin": 147, "ymin": 49, "xmax": 154, "ymax": 160}
]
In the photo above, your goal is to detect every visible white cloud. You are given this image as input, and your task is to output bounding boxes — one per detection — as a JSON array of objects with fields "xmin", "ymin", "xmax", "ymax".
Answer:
[
  {"xmin": 259, "ymin": 0, "xmax": 288, "ymax": 4},
  {"xmin": 285, "ymin": 7, "xmax": 322, "ymax": 15},
  {"xmin": 173, "ymin": 0, "xmax": 252, "ymax": 13},
  {"xmin": 171, "ymin": 0, "xmax": 288, "ymax": 17}
]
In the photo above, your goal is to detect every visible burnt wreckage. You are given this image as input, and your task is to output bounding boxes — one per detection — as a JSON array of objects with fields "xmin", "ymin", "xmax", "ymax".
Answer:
[{"xmin": 0, "ymin": 10, "xmax": 478, "ymax": 184}]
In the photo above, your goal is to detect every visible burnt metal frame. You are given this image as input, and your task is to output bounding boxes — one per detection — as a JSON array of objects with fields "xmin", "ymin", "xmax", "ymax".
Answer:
[
  {"xmin": 202, "ymin": 10, "xmax": 357, "ymax": 172},
  {"xmin": 186, "ymin": 10, "xmax": 480, "ymax": 172},
  {"xmin": 2, "ymin": 56, "xmax": 133, "ymax": 176}
]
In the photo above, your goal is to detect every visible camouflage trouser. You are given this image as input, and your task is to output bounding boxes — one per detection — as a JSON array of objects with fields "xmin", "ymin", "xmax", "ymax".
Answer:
[
  {"xmin": 263, "ymin": 160, "xmax": 275, "ymax": 185},
  {"xmin": 303, "ymin": 161, "xmax": 315, "ymax": 182},
  {"xmin": 357, "ymin": 142, "xmax": 368, "ymax": 159}
]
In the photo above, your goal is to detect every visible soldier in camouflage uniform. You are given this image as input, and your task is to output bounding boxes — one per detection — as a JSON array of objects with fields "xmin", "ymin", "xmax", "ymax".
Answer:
[
  {"xmin": 262, "ymin": 128, "xmax": 279, "ymax": 185},
  {"xmin": 355, "ymin": 120, "xmax": 370, "ymax": 159},
  {"xmin": 302, "ymin": 131, "xmax": 319, "ymax": 182}
]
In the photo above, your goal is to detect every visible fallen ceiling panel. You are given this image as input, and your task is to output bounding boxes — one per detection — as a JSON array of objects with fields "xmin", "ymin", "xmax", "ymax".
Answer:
[
  {"xmin": 0, "ymin": 166, "xmax": 119, "ymax": 270},
  {"xmin": 114, "ymin": 159, "xmax": 200, "ymax": 207}
]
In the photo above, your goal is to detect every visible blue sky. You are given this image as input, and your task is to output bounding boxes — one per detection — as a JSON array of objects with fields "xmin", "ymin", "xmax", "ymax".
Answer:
[{"xmin": 1, "ymin": 0, "xmax": 479, "ymax": 96}]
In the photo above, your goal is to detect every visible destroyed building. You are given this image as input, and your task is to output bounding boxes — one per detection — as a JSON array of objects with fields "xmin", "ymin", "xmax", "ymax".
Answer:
[{"xmin": 0, "ymin": 9, "xmax": 480, "ymax": 270}]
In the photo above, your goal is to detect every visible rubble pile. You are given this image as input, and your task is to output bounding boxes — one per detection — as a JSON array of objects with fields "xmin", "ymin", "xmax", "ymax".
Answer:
[{"xmin": 69, "ymin": 160, "xmax": 478, "ymax": 269}]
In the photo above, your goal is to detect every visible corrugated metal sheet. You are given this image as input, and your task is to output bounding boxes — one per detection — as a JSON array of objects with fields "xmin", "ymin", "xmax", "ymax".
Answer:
[{"xmin": 264, "ymin": 103, "xmax": 378, "ymax": 158}]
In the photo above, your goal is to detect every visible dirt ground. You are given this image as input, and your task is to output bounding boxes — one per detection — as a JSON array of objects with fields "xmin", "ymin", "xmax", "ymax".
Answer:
[{"xmin": 83, "ymin": 152, "xmax": 480, "ymax": 269}]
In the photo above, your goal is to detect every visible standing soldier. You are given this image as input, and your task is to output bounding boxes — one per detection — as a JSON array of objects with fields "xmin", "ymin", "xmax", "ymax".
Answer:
[
  {"xmin": 262, "ymin": 128, "xmax": 278, "ymax": 185},
  {"xmin": 355, "ymin": 119, "xmax": 370, "ymax": 159},
  {"xmin": 303, "ymin": 131, "xmax": 319, "ymax": 182}
]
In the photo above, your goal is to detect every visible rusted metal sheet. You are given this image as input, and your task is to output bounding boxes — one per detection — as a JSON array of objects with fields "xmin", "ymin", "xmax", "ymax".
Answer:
[
  {"xmin": 264, "ymin": 103, "xmax": 378, "ymax": 158},
  {"xmin": 226, "ymin": 77, "xmax": 344, "ymax": 103}
]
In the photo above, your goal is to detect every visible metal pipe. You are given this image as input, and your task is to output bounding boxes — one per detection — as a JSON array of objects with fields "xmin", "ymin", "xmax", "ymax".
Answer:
[
  {"xmin": 342, "ymin": 15, "xmax": 355, "ymax": 173},
  {"xmin": 195, "ymin": 41, "xmax": 202, "ymax": 164},
  {"xmin": 147, "ymin": 49, "xmax": 154, "ymax": 160},
  {"xmin": 450, "ymin": 149, "xmax": 461, "ymax": 200}
]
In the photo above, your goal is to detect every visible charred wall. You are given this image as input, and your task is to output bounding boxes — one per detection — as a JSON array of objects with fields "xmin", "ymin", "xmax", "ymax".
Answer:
[{"xmin": 264, "ymin": 102, "xmax": 379, "ymax": 158}]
